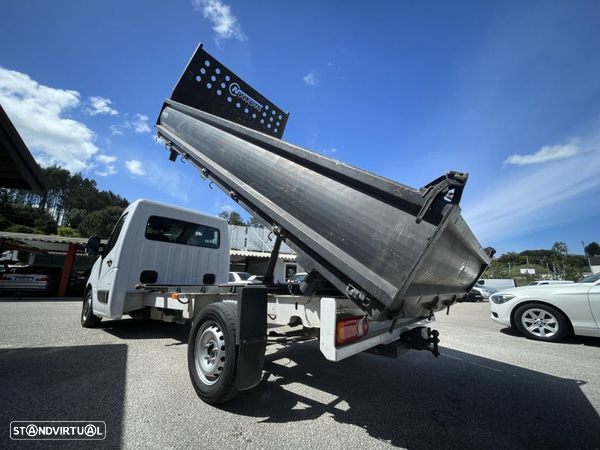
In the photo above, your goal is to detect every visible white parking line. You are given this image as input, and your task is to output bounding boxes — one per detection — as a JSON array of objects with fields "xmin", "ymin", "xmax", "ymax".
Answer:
[{"xmin": 442, "ymin": 353, "xmax": 503, "ymax": 373}]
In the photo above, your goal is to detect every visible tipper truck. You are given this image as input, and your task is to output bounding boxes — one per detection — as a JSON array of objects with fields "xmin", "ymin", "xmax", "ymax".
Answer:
[{"xmin": 82, "ymin": 44, "xmax": 491, "ymax": 404}]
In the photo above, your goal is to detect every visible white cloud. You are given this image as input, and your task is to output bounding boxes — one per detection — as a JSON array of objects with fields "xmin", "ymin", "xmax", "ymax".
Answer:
[
  {"xmin": 303, "ymin": 71, "xmax": 318, "ymax": 86},
  {"xmin": 110, "ymin": 123, "xmax": 128, "ymax": 135},
  {"xmin": 464, "ymin": 137, "xmax": 600, "ymax": 244},
  {"xmin": 97, "ymin": 155, "xmax": 117, "ymax": 164},
  {"xmin": 111, "ymin": 114, "xmax": 151, "ymax": 135},
  {"xmin": 132, "ymin": 114, "xmax": 151, "ymax": 133},
  {"xmin": 323, "ymin": 148, "xmax": 337, "ymax": 154},
  {"xmin": 214, "ymin": 201, "xmax": 233, "ymax": 213},
  {"xmin": 132, "ymin": 161, "xmax": 191, "ymax": 202},
  {"xmin": 0, "ymin": 66, "xmax": 99, "ymax": 173},
  {"xmin": 503, "ymin": 139, "xmax": 579, "ymax": 165},
  {"xmin": 192, "ymin": 0, "xmax": 246, "ymax": 43},
  {"xmin": 126, "ymin": 160, "xmax": 146, "ymax": 176},
  {"xmin": 87, "ymin": 96, "xmax": 118, "ymax": 116},
  {"xmin": 94, "ymin": 154, "xmax": 118, "ymax": 177}
]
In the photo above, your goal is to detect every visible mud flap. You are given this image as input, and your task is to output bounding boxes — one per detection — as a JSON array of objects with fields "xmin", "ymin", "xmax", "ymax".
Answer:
[{"xmin": 236, "ymin": 285, "xmax": 269, "ymax": 390}]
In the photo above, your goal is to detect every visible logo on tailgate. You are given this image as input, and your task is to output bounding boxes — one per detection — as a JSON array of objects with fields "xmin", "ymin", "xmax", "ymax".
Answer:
[{"xmin": 229, "ymin": 83, "xmax": 263, "ymax": 112}]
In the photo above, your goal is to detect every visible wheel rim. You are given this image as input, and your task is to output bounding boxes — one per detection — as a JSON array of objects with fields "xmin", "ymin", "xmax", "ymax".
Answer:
[
  {"xmin": 521, "ymin": 308, "xmax": 559, "ymax": 338},
  {"xmin": 194, "ymin": 320, "xmax": 226, "ymax": 386}
]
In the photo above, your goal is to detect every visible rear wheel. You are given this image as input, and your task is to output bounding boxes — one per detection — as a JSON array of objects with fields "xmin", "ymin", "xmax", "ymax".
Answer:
[
  {"xmin": 81, "ymin": 290, "xmax": 101, "ymax": 328},
  {"xmin": 514, "ymin": 303, "xmax": 567, "ymax": 342},
  {"xmin": 188, "ymin": 302, "xmax": 239, "ymax": 404}
]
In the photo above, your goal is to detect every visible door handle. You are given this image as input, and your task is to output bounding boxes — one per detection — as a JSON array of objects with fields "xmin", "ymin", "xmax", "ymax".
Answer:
[{"xmin": 106, "ymin": 260, "xmax": 113, "ymax": 267}]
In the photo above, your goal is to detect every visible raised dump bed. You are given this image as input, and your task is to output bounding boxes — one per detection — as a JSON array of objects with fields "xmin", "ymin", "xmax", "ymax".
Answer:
[{"xmin": 155, "ymin": 44, "xmax": 490, "ymax": 322}]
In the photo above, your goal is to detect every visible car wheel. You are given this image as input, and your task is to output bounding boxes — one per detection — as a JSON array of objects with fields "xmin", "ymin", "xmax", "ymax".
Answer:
[
  {"xmin": 188, "ymin": 302, "xmax": 239, "ymax": 404},
  {"xmin": 514, "ymin": 303, "xmax": 567, "ymax": 342},
  {"xmin": 81, "ymin": 290, "xmax": 102, "ymax": 328}
]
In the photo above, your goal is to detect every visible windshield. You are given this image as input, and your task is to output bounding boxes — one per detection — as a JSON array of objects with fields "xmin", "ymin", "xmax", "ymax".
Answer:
[
  {"xmin": 580, "ymin": 272, "xmax": 600, "ymax": 283},
  {"xmin": 236, "ymin": 272, "xmax": 252, "ymax": 281}
]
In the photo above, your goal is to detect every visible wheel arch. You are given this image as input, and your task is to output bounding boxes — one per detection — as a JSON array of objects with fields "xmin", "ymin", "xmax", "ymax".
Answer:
[{"xmin": 509, "ymin": 300, "xmax": 574, "ymax": 334}]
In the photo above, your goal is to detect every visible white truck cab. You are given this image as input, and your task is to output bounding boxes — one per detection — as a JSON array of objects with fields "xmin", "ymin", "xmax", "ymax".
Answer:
[{"xmin": 85, "ymin": 199, "xmax": 229, "ymax": 320}]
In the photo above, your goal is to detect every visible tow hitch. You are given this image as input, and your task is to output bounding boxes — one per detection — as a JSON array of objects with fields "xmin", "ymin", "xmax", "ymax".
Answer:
[{"xmin": 367, "ymin": 327, "xmax": 441, "ymax": 359}]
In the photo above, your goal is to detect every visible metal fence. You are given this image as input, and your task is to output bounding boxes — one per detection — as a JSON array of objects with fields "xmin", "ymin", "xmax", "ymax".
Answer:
[{"xmin": 228, "ymin": 225, "xmax": 295, "ymax": 254}]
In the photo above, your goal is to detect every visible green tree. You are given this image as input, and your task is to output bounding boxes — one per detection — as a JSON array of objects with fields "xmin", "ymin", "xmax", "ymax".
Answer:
[
  {"xmin": 65, "ymin": 208, "xmax": 87, "ymax": 229},
  {"xmin": 33, "ymin": 216, "xmax": 57, "ymax": 234},
  {"xmin": 227, "ymin": 211, "xmax": 245, "ymax": 226},
  {"xmin": 78, "ymin": 206, "xmax": 125, "ymax": 239},
  {"xmin": 6, "ymin": 224, "xmax": 35, "ymax": 234},
  {"xmin": 0, "ymin": 215, "xmax": 11, "ymax": 231},
  {"xmin": 585, "ymin": 242, "xmax": 600, "ymax": 257},
  {"xmin": 247, "ymin": 216, "xmax": 265, "ymax": 228},
  {"xmin": 57, "ymin": 226, "xmax": 80, "ymax": 237},
  {"xmin": 498, "ymin": 252, "xmax": 525, "ymax": 266},
  {"xmin": 565, "ymin": 254, "xmax": 588, "ymax": 269},
  {"xmin": 564, "ymin": 265, "xmax": 583, "ymax": 282},
  {"xmin": 551, "ymin": 241, "xmax": 568, "ymax": 258},
  {"xmin": 218, "ymin": 211, "xmax": 230, "ymax": 221},
  {"xmin": 1, "ymin": 165, "xmax": 129, "ymax": 228}
]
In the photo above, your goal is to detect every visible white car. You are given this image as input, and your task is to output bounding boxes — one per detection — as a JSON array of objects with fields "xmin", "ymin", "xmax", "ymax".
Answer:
[
  {"xmin": 490, "ymin": 272, "xmax": 600, "ymax": 342},
  {"xmin": 228, "ymin": 272, "xmax": 252, "ymax": 284},
  {"xmin": 471, "ymin": 285, "xmax": 497, "ymax": 300},
  {"xmin": 288, "ymin": 272, "xmax": 307, "ymax": 284}
]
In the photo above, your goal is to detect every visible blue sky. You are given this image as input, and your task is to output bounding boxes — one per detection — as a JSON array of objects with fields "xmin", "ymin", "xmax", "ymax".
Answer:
[{"xmin": 1, "ymin": 0, "xmax": 599, "ymax": 255}]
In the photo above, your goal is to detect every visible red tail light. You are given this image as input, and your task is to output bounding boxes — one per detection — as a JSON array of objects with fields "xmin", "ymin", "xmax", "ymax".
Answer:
[
  {"xmin": 336, "ymin": 316, "xmax": 369, "ymax": 345},
  {"xmin": 1, "ymin": 276, "xmax": 10, "ymax": 281},
  {"xmin": 34, "ymin": 277, "xmax": 49, "ymax": 282}
]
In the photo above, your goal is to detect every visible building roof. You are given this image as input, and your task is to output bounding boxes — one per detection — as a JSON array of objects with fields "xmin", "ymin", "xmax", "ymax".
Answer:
[
  {"xmin": 0, "ymin": 231, "xmax": 90, "ymax": 254},
  {"xmin": 0, "ymin": 232, "xmax": 299, "ymax": 259},
  {"xmin": 0, "ymin": 104, "xmax": 48, "ymax": 193},
  {"xmin": 230, "ymin": 249, "xmax": 297, "ymax": 261}
]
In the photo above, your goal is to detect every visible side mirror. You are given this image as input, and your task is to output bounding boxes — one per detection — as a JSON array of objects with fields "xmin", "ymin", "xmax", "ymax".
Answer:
[{"xmin": 86, "ymin": 237, "xmax": 103, "ymax": 256}]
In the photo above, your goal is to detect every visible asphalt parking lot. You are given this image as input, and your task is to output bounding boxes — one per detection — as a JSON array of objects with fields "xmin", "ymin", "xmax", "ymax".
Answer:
[{"xmin": 1, "ymin": 297, "xmax": 599, "ymax": 450}]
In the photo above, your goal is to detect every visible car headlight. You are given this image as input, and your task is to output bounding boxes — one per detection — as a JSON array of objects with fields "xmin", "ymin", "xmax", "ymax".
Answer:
[{"xmin": 490, "ymin": 293, "xmax": 515, "ymax": 304}]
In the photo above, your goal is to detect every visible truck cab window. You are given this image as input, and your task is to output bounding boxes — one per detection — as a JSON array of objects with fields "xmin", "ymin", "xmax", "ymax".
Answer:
[
  {"xmin": 104, "ymin": 213, "xmax": 129, "ymax": 255},
  {"xmin": 145, "ymin": 215, "xmax": 220, "ymax": 249}
]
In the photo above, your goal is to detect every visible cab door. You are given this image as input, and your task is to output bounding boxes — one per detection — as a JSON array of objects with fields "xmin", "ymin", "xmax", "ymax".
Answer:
[{"xmin": 94, "ymin": 213, "xmax": 128, "ymax": 316}]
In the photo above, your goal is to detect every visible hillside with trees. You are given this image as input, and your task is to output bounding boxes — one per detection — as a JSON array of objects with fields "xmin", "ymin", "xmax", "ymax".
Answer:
[
  {"xmin": 0, "ymin": 166, "xmax": 128, "ymax": 238},
  {"xmin": 483, "ymin": 241, "xmax": 597, "ymax": 284}
]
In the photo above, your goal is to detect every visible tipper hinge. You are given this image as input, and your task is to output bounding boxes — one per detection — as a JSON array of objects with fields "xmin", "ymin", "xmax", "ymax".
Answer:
[
  {"xmin": 416, "ymin": 171, "xmax": 468, "ymax": 224},
  {"xmin": 345, "ymin": 284, "xmax": 370, "ymax": 309}
]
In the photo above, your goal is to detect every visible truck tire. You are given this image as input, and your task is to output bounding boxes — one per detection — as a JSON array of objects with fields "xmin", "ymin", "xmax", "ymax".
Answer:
[
  {"xmin": 81, "ymin": 290, "xmax": 102, "ymax": 328},
  {"xmin": 514, "ymin": 303, "xmax": 567, "ymax": 342},
  {"xmin": 188, "ymin": 302, "xmax": 239, "ymax": 404}
]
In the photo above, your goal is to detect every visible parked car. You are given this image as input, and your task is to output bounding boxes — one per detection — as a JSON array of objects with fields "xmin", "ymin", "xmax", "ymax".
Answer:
[
  {"xmin": 228, "ymin": 272, "xmax": 252, "ymax": 285},
  {"xmin": 247, "ymin": 275, "xmax": 263, "ymax": 284},
  {"xmin": 0, "ymin": 262, "xmax": 11, "ymax": 275},
  {"xmin": 470, "ymin": 285, "xmax": 497, "ymax": 300},
  {"xmin": 69, "ymin": 268, "xmax": 92, "ymax": 294},
  {"xmin": 527, "ymin": 280, "xmax": 574, "ymax": 286},
  {"xmin": 477, "ymin": 278, "xmax": 516, "ymax": 291},
  {"xmin": 0, "ymin": 266, "xmax": 63, "ymax": 295},
  {"xmin": 288, "ymin": 272, "xmax": 307, "ymax": 284},
  {"xmin": 489, "ymin": 272, "xmax": 600, "ymax": 342},
  {"xmin": 467, "ymin": 289, "xmax": 484, "ymax": 302}
]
